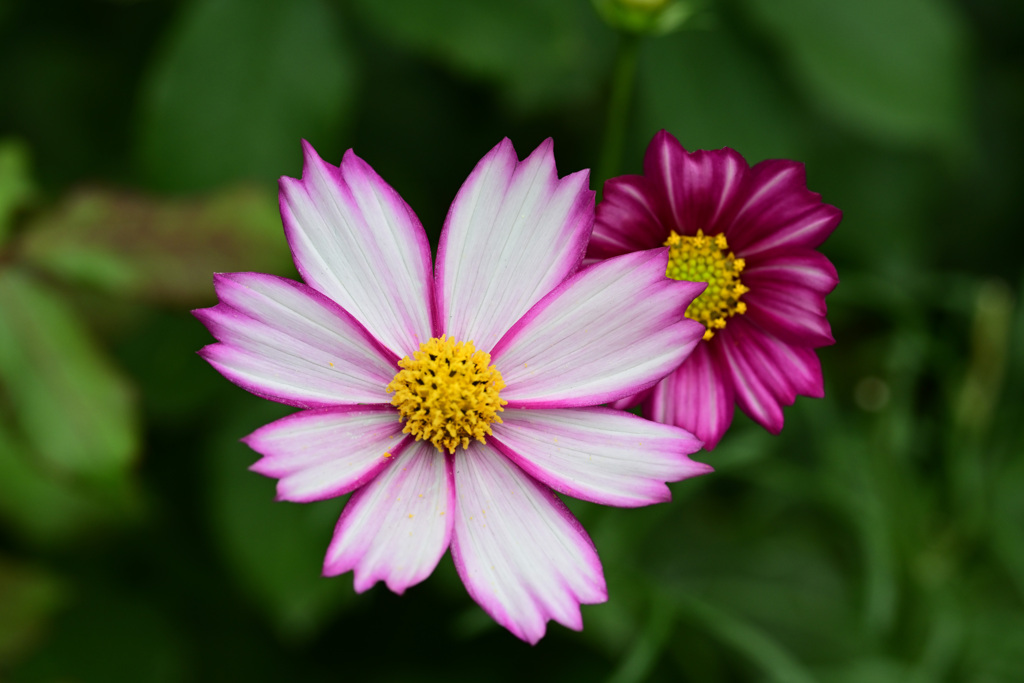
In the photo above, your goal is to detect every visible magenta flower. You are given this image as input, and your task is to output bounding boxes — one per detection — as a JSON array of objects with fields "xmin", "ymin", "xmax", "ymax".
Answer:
[
  {"xmin": 194, "ymin": 138, "xmax": 711, "ymax": 643},
  {"xmin": 588, "ymin": 131, "xmax": 841, "ymax": 450}
]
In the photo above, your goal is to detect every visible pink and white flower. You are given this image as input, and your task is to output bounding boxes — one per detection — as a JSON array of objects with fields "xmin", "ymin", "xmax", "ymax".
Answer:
[
  {"xmin": 195, "ymin": 138, "xmax": 711, "ymax": 643},
  {"xmin": 588, "ymin": 131, "xmax": 841, "ymax": 450}
]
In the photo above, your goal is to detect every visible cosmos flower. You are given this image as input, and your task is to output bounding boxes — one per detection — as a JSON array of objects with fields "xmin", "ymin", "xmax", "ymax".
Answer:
[
  {"xmin": 195, "ymin": 138, "xmax": 712, "ymax": 643},
  {"xmin": 587, "ymin": 131, "xmax": 841, "ymax": 450}
]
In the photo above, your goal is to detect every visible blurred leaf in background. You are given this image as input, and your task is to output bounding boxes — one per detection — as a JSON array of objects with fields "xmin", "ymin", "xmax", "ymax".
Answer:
[
  {"xmin": 19, "ymin": 186, "xmax": 290, "ymax": 306},
  {"xmin": 0, "ymin": 558, "xmax": 65, "ymax": 670},
  {"xmin": 636, "ymin": 25, "xmax": 804, "ymax": 167},
  {"xmin": 0, "ymin": 269, "xmax": 142, "ymax": 545},
  {"xmin": 351, "ymin": 0, "xmax": 613, "ymax": 115},
  {"xmin": 137, "ymin": 0, "xmax": 357, "ymax": 191},
  {"xmin": 0, "ymin": 139, "xmax": 36, "ymax": 243},
  {"xmin": 0, "ymin": 269, "xmax": 137, "ymax": 481},
  {"xmin": 741, "ymin": 0, "xmax": 969, "ymax": 156}
]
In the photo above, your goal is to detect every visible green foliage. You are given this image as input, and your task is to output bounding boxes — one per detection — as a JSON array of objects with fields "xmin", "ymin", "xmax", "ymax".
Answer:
[
  {"xmin": 0, "ymin": 558, "xmax": 65, "ymax": 668},
  {"xmin": 19, "ymin": 186, "xmax": 290, "ymax": 304},
  {"xmin": 741, "ymin": 0, "xmax": 969, "ymax": 154},
  {"xmin": 636, "ymin": 27, "xmax": 803, "ymax": 163},
  {"xmin": 137, "ymin": 0, "xmax": 357, "ymax": 191},
  {"xmin": 0, "ymin": 269, "xmax": 137, "ymax": 481},
  {"xmin": 0, "ymin": 140, "xmax": 35, "ymax": 243},
  {"xmin": 351, "ymin": 0, "xmax": 613, "ymax": 114},
  {"xmin": 592, "ymin": 0, "xmax": 701, "ymax": 37}
]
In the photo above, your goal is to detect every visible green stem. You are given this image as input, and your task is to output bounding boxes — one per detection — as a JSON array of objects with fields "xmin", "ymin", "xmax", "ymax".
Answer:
[{"xmin": 597, "ymin": 32, "xmax": 641, "ymax": 197}]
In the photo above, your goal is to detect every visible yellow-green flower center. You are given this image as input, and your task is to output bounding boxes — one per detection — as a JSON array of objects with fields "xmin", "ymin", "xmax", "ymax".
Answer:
[
  {"xmin": 386, "ymin": 335, "xmax": 507, "ymax": 454},
  {"xmin": 664, "ymin": 229, "xmax": 749, "ymax": 341}
]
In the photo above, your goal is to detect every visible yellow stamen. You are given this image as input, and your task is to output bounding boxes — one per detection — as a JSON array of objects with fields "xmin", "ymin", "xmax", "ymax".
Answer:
[
  {"xmin": 386, "ymin": 335, "xmax": 506, "ymax": 454},
  {"xmin": 664, "ymin": 229, "xmax": 749, "ymax": 341}
]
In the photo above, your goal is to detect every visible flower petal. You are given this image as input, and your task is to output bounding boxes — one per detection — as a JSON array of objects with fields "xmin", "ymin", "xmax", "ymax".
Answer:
[
  {"xmin": 733, "ymin": 318, "xmax": 825, "ymax": 403},
  {"xmin": 726, "ymin": 159, "xmax": 842, "ymax": 257},
  {"xmin": 279, "ymin": 142, "xmax": 433, "ymax": 357},
  {"xmin": 436, "ymin": 138, "xmax": 593, "ymax": 351},
  {"xmin": 323, "ymin": 441, "xmax": 453, "ymax": 594},
  {"xmin": 742, "ymin": 249, "xmax": 838, "ymax": 294},
  {"xmin": 491, "ymin": 407, "xmax": 710, "ymax": 507},
  {"xmin": 492, "ymin": 248, "xmax": 705, "ymax": 408},
  {"xmin": 743, "ymin": 283, "xmax": 834, "ymax": 348},
  {"xmin": 713, "ymin": 324, "xmax": 785, "ymax": 433},
  {"xmin": 244, "ymin": 406, "xmax": 405, "ymax": 503},
  {"xmin": 194, "ymin": 272, "xmax": 396, "ymax": 408},
  {"xmin": 589, "ymin": 175, "xmax": 667, "ymax": 259},
  {"xmin": 451, "ymin": 444, "xmax": 606, "ymax": 644},
  {"xmin": 644, "ymin": 342, "xmax": 735, "ymax": 450},
  {"xmin": 643, "ymin": 131, "xmax": 749, "ymax": 238}
]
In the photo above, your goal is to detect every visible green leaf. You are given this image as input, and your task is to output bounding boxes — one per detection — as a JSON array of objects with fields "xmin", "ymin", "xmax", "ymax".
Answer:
[
  {"xmin": 351, "ymin": 0, "xmax": 613, "ymax": 113},
  {"xmin": 0, "ymin": 557, "xmax": 66, "ymax": 668},
  {"xmin": 0, "ymin": 422, "xmax": 113, "ymax": 544},
  {"xmin": 206, "ymin": 399, "xmax": 353, "ymax": 641},
  {"xmin": 668, "ymin": 590, "xmax": 818, "ymax": 683},
  {"xmin": 0, "ymin": 268, "xmax": 138, "ymax": 480},
  {"xmin": 137, "ymin": 0, "xmax": 357, "ymax": 191},
  {"xmin": 0, "ymin": 139, "xmax": 36, "ymax": 243},
  {"xmin": 19, "ymin": 186, "xmax": 290, "ymax": 306},
  {"xmin": 740, "ymin": 0, "xmax": 968, "ymax": 152},
  {"xmin": 636, "ymin": 27, "xmax": 804, "ymax": 164}
]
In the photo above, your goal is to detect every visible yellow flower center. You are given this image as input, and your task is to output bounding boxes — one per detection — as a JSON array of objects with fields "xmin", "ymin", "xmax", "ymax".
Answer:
[
  {"xmin": 664, "ymin": 229, "xmax": 749, "ymax": 341},
  {"xmin": 386, "ymin": 335, "xmax": 507, "ymax": 454}
]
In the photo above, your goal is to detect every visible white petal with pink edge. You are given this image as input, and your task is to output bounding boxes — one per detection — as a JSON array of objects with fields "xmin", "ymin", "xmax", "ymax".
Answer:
[
  {"xmin": 645, "ymin": 343, "xmax": 735, "ymax": 451},
  {"xmin": 279, "ymin": 142, "xmax": 433, "ymax": 358},
  {"xmin": 492, "ymin": 248, "xmax": 705, "ymax": 408},
  {"xmin": 245, "ymin": 406, "xmax": 406, "ymax": 503},
  {"xmin": 451, "ymin": 444, "xmax": 606, "ymax": 644},
  {"xmin": 323, "ymin": 441, "xmax": 453, "ymax": 594},
  {"xmin": 491, "ymin": 407, "xmax": 710, "ymax": 507},
  {"xmin": 435, "ymin": 138, "xmax": 593, "ymax": 351},
  {"xmin": 194, "ymin": 273, "xmax": 397, "ymax": 408}
]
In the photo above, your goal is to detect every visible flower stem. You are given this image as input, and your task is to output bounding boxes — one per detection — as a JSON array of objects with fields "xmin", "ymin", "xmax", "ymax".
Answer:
[{"xmin": 597, "ymin": 32, "xmax": 642, "ymax": 197}]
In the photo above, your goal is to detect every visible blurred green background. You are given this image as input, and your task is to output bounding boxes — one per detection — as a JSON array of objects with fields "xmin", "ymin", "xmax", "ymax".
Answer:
[{"xmin": 1, "ymin": 0, "xmax": 1022, "ymax": 680}]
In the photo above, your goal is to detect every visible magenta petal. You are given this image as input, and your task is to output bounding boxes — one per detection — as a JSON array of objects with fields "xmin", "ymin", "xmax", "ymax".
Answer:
[
  {"xmin": 736, "ymin": 318, "xmax": 825, "ymax": 401},
  {"xmin": 491, "ymin": 407, "xmax": 709, "ymax": 507},
  {"xmin": 742, "ymin": 249, "xmax": 838, "ymax": 294},
  {"xmin": 645, "ymin": 343, "xmax": 735, "ymax": 450},
  {"xmin": 323, "ymin": 441, "xmax": 453, "ymax": 594},
  {"xmin": 436, "ymin": 138, "xmax": 593, "ymax": 351},
  {"xmin": 451, "ymin": 444, "xmax": 606, "ymax": 644},
  {"xmin": 713, "ymin": 327, "xmax": 785, "ymax": 433},
  {"xmin": 193, "ymin": 272, "xmax": 397, "ymax": 408},
  {"xmin": 590, "ymin": 175, "xmax": 667, "ymax": 259},
  {"xmin": 493, "ymin": 248, "xmax": 705, "ymax": 408},
  {"xmin": 244, "ymin": 406, "xmax": 404, "ymax": 503},
  {"xmin": 726, "ymin": 159, "xmax": 841, "ymax": 257},
  {"xmin": 743, "ymin": 284, "xmax": 834, "ymax": 348},
  {"xmin": 279, "ymin": 142, "xmax": 434, "ymax": 358},
  {"xmin": 644, "ymin": 131, "xmax": 750, "ymax": 239}
]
